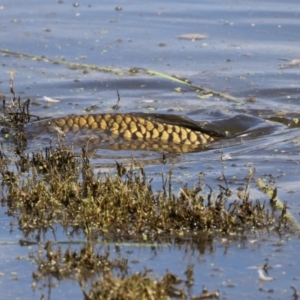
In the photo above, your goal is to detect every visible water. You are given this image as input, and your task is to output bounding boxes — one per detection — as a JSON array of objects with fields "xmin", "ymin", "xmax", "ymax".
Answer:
[{"xmin": 0, "ymin": 0, "xmax": 300, "ymax": 299}]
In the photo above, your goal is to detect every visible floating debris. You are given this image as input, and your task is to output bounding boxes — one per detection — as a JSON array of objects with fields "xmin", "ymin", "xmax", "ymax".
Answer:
[
  {"xmin": 291, "ymin": 286, "xmax": 299, "ymax": 300},
  {"xmin": 257, "ymin": 268, "xmax": 275, "ymax": 281},
  {"xmin": 280, "ymin": 59, "xmax": 300, "ymax": 69},
  {"xmin": 43, "ymin": 96, "xmax": 60, "ymax": 103},
  {"xmin": 178, "ymin": 33, "xmax": 207, "ymax": 41},
  {"xmin": 192, "ymin": 286, "xmax": 220, "ymax": 299}
]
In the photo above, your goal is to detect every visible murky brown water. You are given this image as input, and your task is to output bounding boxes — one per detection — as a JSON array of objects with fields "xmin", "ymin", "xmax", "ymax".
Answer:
[{"xmin": 1, "ymin": 0, "xmax": 300, "ymax": 299}]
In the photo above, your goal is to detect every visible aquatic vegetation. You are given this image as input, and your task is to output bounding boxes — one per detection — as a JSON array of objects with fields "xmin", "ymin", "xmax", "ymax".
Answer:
[
  {"xmin": 0, "ymin": 141, "xmax": 290, "ymax": 236},
  {"xmin": 0, "ymin": 84, "xmax": 296, "ymax": 299}
]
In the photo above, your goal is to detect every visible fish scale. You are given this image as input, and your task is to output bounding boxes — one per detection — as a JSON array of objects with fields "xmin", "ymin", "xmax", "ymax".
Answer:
[{"xmin": 26, "ymin": 113, "xmax": 224, "ymax": 152}]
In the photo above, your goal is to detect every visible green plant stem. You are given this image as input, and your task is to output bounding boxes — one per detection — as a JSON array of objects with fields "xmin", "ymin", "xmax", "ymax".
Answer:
[
  {"xmin": 256, "ymin": 178, "xmax": 300, "ymax": 236},
  {"xmin": 0, "ymin": 48, "xmax": 242, "ymax": 103}
]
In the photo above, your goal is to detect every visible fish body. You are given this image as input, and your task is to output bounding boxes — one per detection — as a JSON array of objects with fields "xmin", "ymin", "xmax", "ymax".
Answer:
[{"xmin": 26, "ymin": 113, "xmax": 224, "ymax": 152}]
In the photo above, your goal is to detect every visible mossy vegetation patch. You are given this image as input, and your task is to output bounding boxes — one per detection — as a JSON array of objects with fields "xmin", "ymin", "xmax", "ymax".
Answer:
[{"xmin": 0, "ymin": 143, "xmax": 290, "ymax": 236}]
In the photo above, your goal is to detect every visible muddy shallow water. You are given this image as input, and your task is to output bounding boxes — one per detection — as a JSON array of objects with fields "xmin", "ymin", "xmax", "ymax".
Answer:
[{"xmin": 1, "ymin": 0, "xmax": 300, "ymax": 299}]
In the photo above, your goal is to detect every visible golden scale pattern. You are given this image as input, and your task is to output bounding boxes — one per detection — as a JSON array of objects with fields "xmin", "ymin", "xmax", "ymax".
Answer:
[{"xmin": 28, "ymin": 113, "xmax": 221, "ymax": 152}]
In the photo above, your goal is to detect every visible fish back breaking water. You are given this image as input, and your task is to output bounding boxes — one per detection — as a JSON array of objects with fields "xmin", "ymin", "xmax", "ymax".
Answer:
[{"xmin": 25, "ymin": 113, "xmax": 224, "ymax": 153}]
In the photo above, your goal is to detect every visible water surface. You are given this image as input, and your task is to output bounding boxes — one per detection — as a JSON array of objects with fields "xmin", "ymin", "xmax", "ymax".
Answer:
[{"xmin": 0, "ymin": 0, "xmax": 300, "ymax": 299}]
